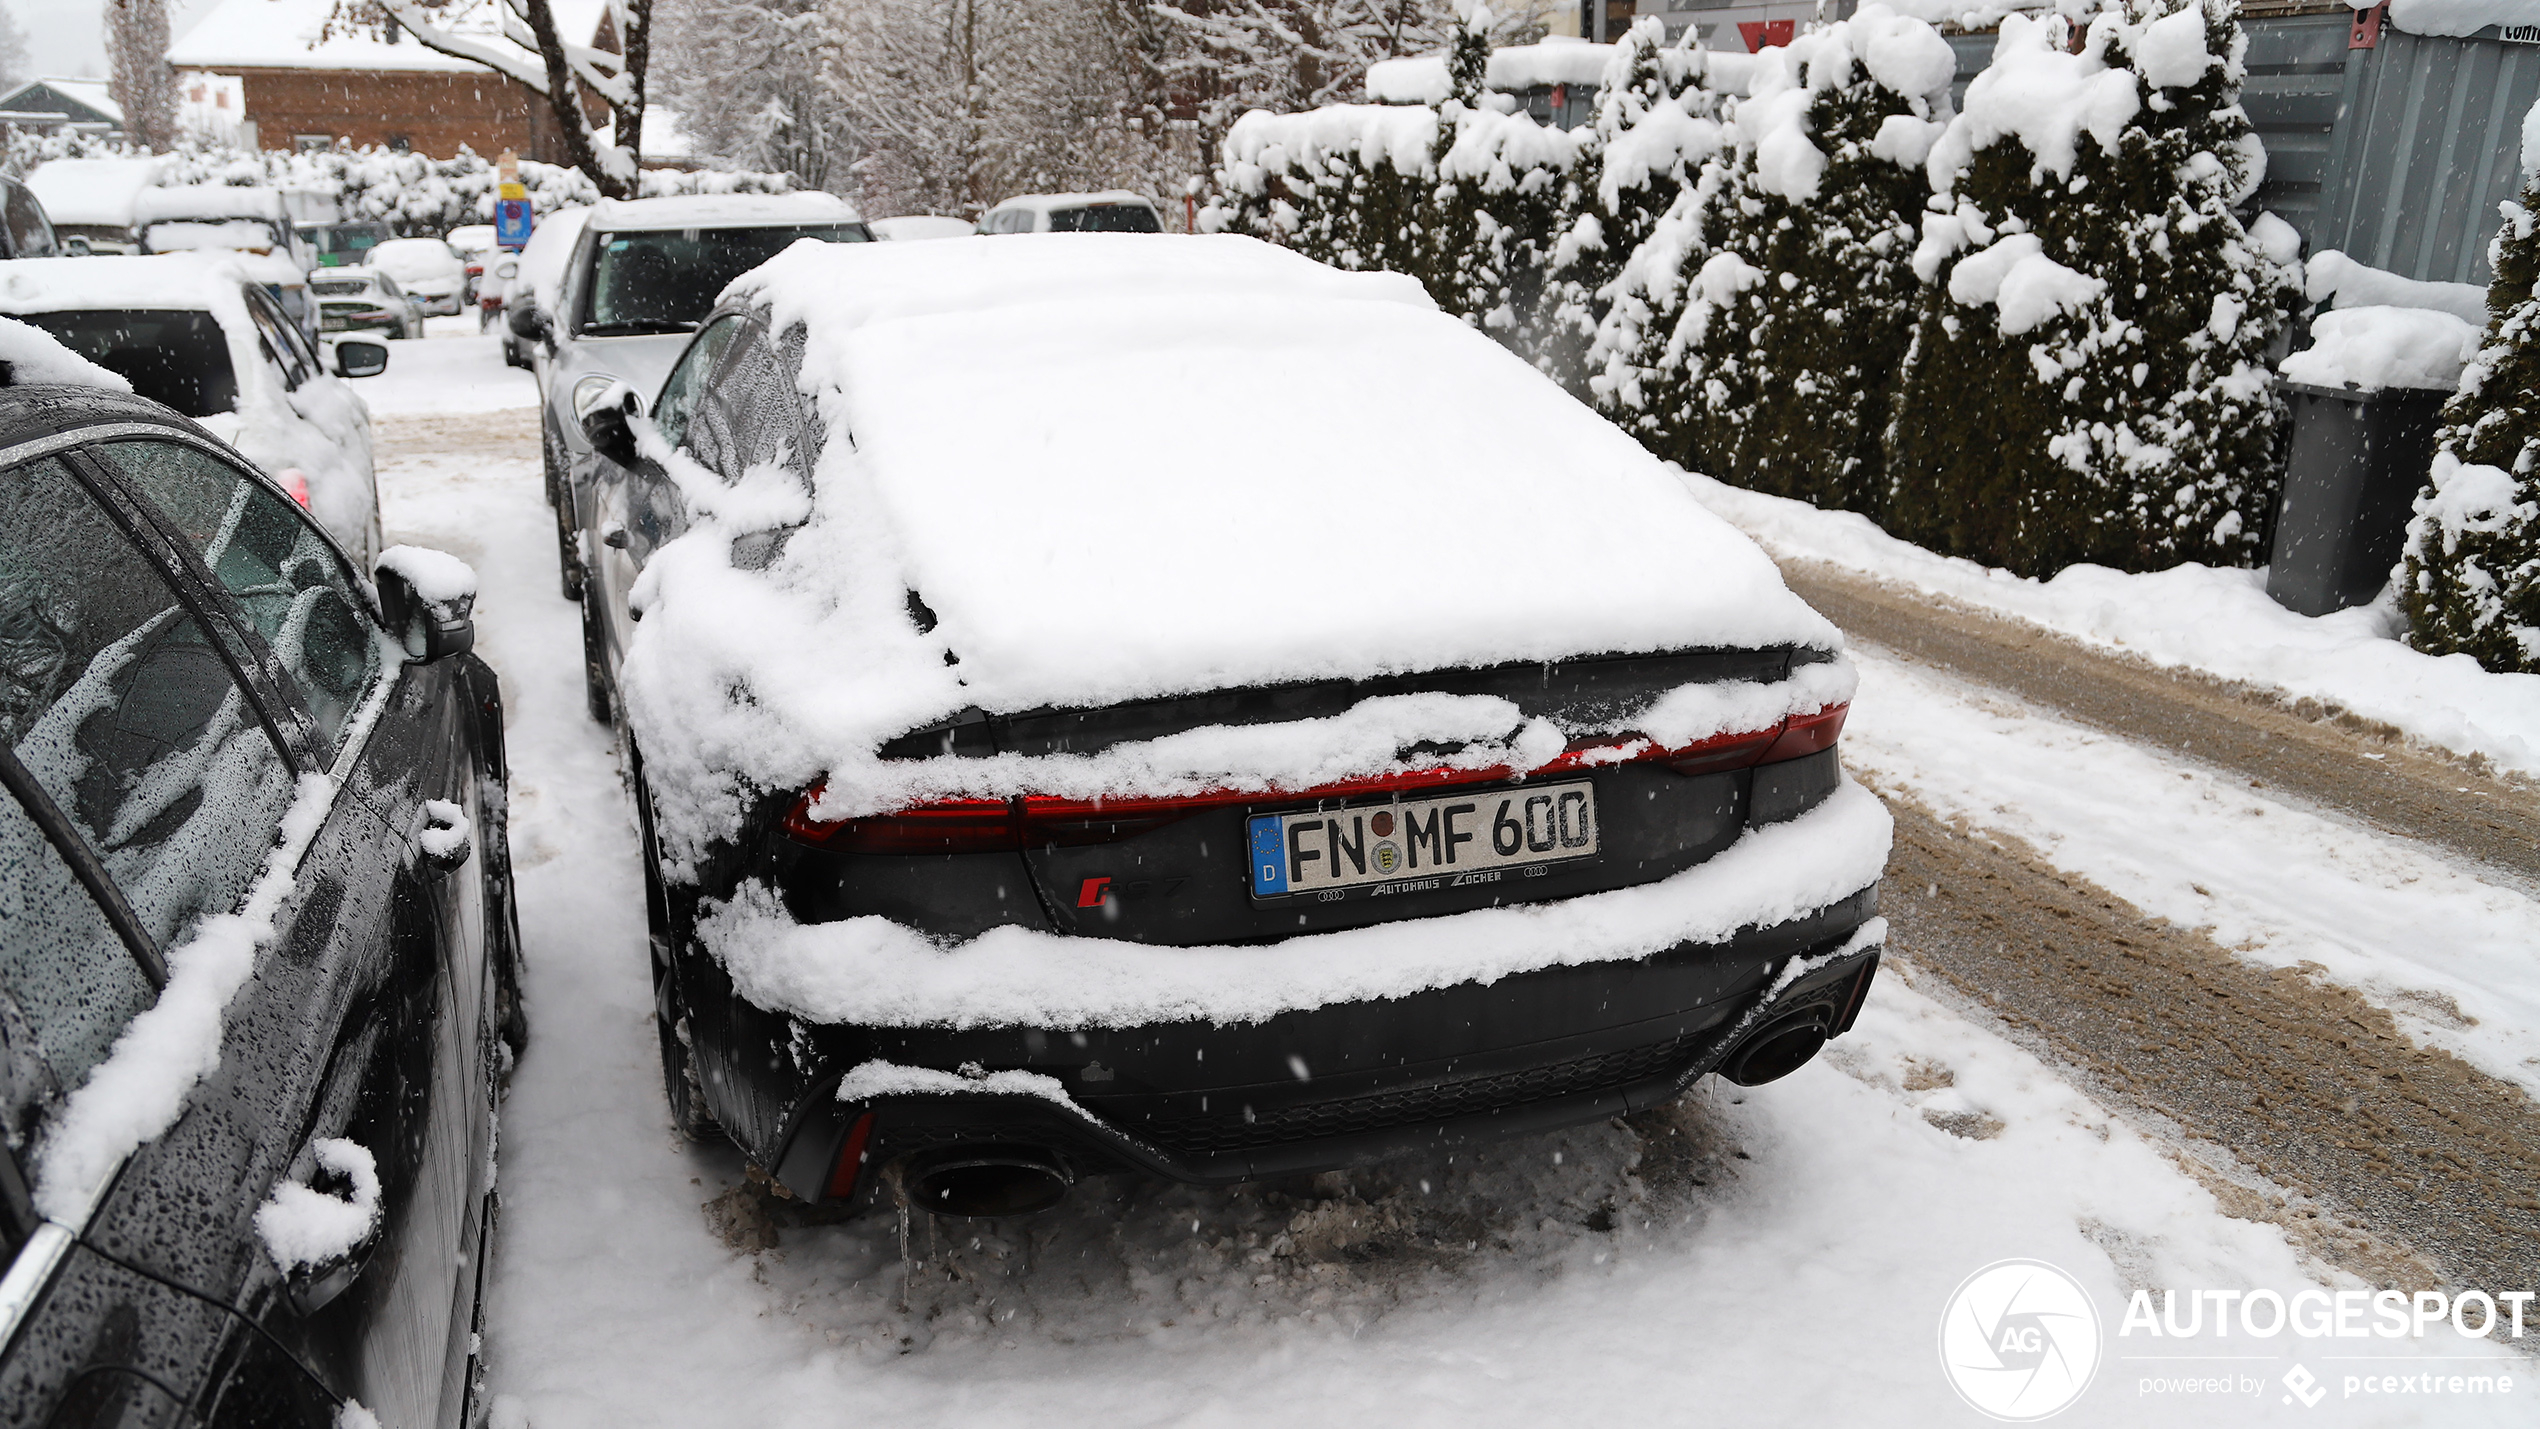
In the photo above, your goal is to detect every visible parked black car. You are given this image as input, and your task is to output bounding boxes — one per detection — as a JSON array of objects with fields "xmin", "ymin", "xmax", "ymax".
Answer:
[
  {"xmin": 573, "ymin": 239, "xmax": 1885, "ymax": 1223},
  {"xmin": 0, "ymin": 385, "xmax": 522, "ymax": 1427}
]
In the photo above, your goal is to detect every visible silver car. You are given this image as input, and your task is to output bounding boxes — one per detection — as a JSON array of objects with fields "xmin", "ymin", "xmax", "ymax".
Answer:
[{"xmin": 505, "ymin": 191, "xmax": 872, "ymax": 603}]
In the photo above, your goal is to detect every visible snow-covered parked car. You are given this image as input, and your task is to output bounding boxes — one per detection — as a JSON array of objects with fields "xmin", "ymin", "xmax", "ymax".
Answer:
[
  {"xmin": 134, "ymin": 184, "xmax": 317, "ymax": 337},
  {"xmin": 978, "ymin": 190, "xmax": 1163, "ymax": 234},
  {"xmin": 573, "ymin": 235, "xmax": 1891, "ymax": 1218},
  {"xmin": 519, "ymin": 191, "xmax": 871, "ymax": 600},
  {"xmin": 870, "ymin": 214, "xmax": 977, "ymax": 241},
  {"xmin": 0, "ymin": 356, "xmax": 523, "ymax": 1429},
  {"xmin": 366, "ymin": 235, "xmax": 468, "ymax": 316},
  {"xmin": 0, "ymin": 253, "xmax": 389, "ymax": 564},
  {"xmin": 309, "ymin": 263, "xmax": 425, "ymax": 339},
  {"xmin": 495, "ymin": 202, "xmax": 588, "ymax": 370},
  {"xmin": 23, "ymin": 156, "xmax": 162, "ymax": 255}
]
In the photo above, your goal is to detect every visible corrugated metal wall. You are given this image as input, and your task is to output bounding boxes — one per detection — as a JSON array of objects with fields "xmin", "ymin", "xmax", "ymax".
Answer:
[{"xmin": 1942, "ymin": 13, "xmax": 2534, "ymax": 285}]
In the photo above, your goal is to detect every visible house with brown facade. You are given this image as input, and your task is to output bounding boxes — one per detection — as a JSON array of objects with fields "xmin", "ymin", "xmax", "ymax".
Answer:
[{"xmin": 166, "ymin": 0, "xmax": 611, "ymax": 161}]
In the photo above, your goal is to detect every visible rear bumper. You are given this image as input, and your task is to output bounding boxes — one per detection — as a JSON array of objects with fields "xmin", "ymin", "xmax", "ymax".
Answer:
[{"xmin": 769, "ymin": 887, "xmax": 1881, "ymax": 1201}]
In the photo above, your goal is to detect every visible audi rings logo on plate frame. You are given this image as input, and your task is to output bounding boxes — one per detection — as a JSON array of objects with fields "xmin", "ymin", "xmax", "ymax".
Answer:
[{"xmin": 1939, "ymin": 1259, "xmax": 2103, "ymax": 1421}]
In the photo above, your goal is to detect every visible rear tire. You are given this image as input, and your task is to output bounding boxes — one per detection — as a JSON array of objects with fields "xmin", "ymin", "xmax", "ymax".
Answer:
[
  {"xmin": 544, "ymin": 422, "xmax": 585, "ymax": 602},
  {"xmin": 634, "ymin": 766, "xmax": 717, "ymax": 1141},
  {"xmin": 579, "ymin": 570, "xmax": 615, "ymax": 726}
]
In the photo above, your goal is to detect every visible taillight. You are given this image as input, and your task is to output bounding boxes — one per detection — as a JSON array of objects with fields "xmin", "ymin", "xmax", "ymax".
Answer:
[
  {"xmin": 781, "ymin": 701, "xmax": 1849, "ymax": 852},
  {"xmin": 826, "ymin": 1111, "xmax": 876, "ymax": 1201}
]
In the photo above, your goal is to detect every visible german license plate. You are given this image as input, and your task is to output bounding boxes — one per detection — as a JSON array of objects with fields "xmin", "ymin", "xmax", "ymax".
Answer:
[{"xmin": 1246, "ymin": 781, "xmax": 1598, "ymax": 901}]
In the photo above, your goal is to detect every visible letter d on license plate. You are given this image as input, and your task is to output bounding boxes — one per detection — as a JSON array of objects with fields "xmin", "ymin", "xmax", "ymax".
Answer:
[{"xmin": 1246, "ymin": 781, "xmax": 1597, "ymax": 901}]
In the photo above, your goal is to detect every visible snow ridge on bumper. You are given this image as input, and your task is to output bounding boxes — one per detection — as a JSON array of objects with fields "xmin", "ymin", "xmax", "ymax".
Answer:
[{"xmin": 698, "ymin": 777, "xmax": 1893, "ymax": 1031}]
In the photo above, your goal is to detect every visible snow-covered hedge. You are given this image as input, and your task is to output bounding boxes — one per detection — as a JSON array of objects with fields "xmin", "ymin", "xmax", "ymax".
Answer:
[
  {"xmin": 1886, "ymin": 0, "xmax": 2297, "ymax": 578},
  {"xmin": 2403, "ymin": 169, "xmax": 2540, "ymax": 674},
  {"xmin": 1210, "ymin": 0, "xmax": 2301, "ymax": 581},
  {"xmin": 6, "ymin": 131, "xmax": 795, "ymax": 239}
]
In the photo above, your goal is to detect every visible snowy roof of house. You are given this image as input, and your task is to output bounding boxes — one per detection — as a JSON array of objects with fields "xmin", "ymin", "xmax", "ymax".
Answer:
[
  {"xmin": 169, "ymin": 0, "xmax": 609, "ymax": 73},
  {"xmin": 586, "ymin": 192, "xmax": 858, "ymax": 231},
  {"xmin": 24, "ymin": 157, "xmax": 171, "ymax": 229},
  {"xmin": 0, "ymin": 78, "xmax": 124, "ymax": 126},
  {"xmin": 1364, "ymin": 39, "xmax": 1617, "ymax": 105}
]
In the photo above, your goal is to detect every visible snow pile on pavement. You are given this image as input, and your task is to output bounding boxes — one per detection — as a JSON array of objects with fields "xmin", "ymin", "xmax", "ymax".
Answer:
[
  {"xmin": 2280, "ymin": 305, "xmax": 2485, "ymax": 392},
  {"xmin": 0, "ymin": 316, "xmax": 131, "ymax": 391},
  {"xmin": 2304, "ymin": 248, "xmax": 2490, "ymax": 326},
  {"xmin": 622, "ymin": 235, "xmax": 1842, "ymax": 866},
  {"xmin": 255, "ymin": 1137, "xmax": 383, "ymax": 1271},
  {"xmin": 699, "ymin": 785, "xmax": 1890, "ymax": 1030},
  {"xmin": 1684, "ymin": 470, "xmax": 2540, "ymax": 779}
]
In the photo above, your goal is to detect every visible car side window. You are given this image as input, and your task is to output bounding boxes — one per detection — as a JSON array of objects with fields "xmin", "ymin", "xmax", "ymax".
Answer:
[
  {"xmin": 248, "ymin": 286, "xmax": 322, "ymax": 377},
  {"xmin": 0, "ymin": 457, "xmax": 295, "ymax": 954},
  {"xmin": 3, "ymin": 181, "xmax": 55, "ymax": 259},
  {"xmin": 683, "ymin": 319, "xmax": 809, "ymax": 488},
  {"xmin": 0, "ymin": 783, "xmax": 155, "ymax": 1156},
  {"xmin": 241, "ymin": 290, "xmax": 309, "ymax": 391},
  {"xmin": 652, "ymin": 314, "xmax": 746, "ymax": 456},
  {"xmin": 89, "ymin": 441, "xmax": 385, "ymax": 765}
]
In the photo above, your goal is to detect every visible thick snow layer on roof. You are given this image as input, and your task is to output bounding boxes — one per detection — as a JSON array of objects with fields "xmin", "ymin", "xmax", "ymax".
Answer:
[
  {"xmin": 2279, "ymin": 305, "xmax": 2483, "ymax": 393},
  {"xmin": 986, "ymin": 190, "xmax": 1157, "ymax": 216},
  {"xmin": 136, "ymin": 184, "xmax": 292, "ymax": 224},
  {"xmin": 587, "ymin": 191, "xmax": 853, "ymax": 232},
  {"xmin": 622, "ymin": 235, "xmax": 1838, "ymax": 861},
  {"xmin": 170, "ymin": 0, "xmax": 605, "ymax": 72},
  {"xmin": 870, "ymin": 215, "xmax": 977, "ymax": 241},
  {"xmin": 705, "ymin": 784, "xmax": 1889, "ymax": 1029},
  {"xmin": 0, "ymin": 250, "xmax": 243, "ymax": 311},
  {"xmin": 2379, "ymin": 0, "xmax": 2540, "ymax": 36},
  {"xmin": 0, "ymin": 316, "xmax": 131, "ymax": 391},
  {"xmin": 2304, "ymin": 249, "xmax": 2488, "ymax": 326},
  {"xmin": 1365, "ymin": 39, "xmax": 1619, "ymax": 105},
  {"xmin": 24, "ymin": 157, "xmax": 169, "ymax": 229},
  {"xmin": 367, "ymin": 236, "xmax": 464, "ymax": 284}
]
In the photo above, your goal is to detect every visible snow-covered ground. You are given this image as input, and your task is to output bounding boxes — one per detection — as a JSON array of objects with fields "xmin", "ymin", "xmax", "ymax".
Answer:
[
  {"xmin": 369, "ymin": 340, "xmax": 2530, "ymax": 1427},
  {"xmin": 1686, "ymin": 474, "xmax": 2540, "ymax": 782},
  {"xmin": 1843, "ymin": 653, "xmax": 2540, "ymax": 1096},
  {"xmin": 363, "ymin": 326, "xmax": 537, "ymax": 416}
]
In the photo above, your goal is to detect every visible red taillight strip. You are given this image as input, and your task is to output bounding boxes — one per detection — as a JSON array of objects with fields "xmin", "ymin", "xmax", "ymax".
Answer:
[
  {"xmin": 781, "ymin": 702, "xmax": 1849, "ymax": 852},
  {"xmin": 825, "ymin": 1111, "xmax": 876, "ymax": 1201}
]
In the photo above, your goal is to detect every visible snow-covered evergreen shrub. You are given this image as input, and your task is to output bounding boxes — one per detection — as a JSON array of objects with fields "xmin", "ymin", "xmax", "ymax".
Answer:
[
  {"xmin": 1664, "ymin": 5, "xmax": 1953, "ymax": 515},
  {"xmin": 1533, "ymin": 19, "xmax": 1709, "ymax": 394},
  {"xmin": 1211, "ymin": 19, "xmax": 1584, "ymax": 334},
  {"xmin": 1884, "ymin": 0, "xmax": 2294, "ymax": 579},
  {"xmin": 2402, "ymin": 176, "xmax": 2540, "ymax": 673}
]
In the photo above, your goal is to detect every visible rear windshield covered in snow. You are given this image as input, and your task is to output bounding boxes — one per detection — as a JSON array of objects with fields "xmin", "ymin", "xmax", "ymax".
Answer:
[
  {"xmin": 580, "ymin": 224, "xmax": 873, "ymax": 336},
  {"xmin": 20, "ymin": 309, "xmax": 236, "ymax": 418},
  {"xmin": 1045, "ymin": 203, "xmax": 1160, "ymax": 234}
]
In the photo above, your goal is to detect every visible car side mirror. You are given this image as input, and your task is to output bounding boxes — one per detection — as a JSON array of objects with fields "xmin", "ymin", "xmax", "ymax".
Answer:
[
  {"xmin": 581, "ymin": 399, "xmax": 644, "ymax": 470},
  {"xmin": 374, "ymin": 546, "xmax": 476, "ymax": 664},
  {"xmin": 333, "ymin": 339, "xmax": 389, "ymax": 378},
  {"xmin": 507, "ymin": 299, "xmax": 551, "ymax": 344}
]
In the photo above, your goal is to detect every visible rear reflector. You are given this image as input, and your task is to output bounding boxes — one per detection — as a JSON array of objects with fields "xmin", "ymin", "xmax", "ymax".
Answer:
[
  {"xmin": 782, "ymin": 702, "xmax": 1849, "ymax": 854},
  {"xmin": 826, "ymin": 1111, "xmax": 877, "ymax": 1201}
]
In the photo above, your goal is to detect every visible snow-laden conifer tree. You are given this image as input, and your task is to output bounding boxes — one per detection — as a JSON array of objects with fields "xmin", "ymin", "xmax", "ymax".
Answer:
[
  {"xmin": 2402, "ymin": 131, "xmax": 2540, "ymax": 674},
  {"xmin": 1885, "ymin": 0, "xmax": 2294, "ymax": 578},
  {"xmin": 1667, "ymin": 4, "xmax": 1953, "ymax": 514}
]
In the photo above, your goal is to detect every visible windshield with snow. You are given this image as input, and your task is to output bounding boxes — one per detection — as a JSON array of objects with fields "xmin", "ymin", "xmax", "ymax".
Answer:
[
  {"xmin": 19, "ymin": 309, "xmax": 238, "ymax": 418},
  {"xmin": 579, "ymin": 223, "xmax": 872, "ymax": 336}
]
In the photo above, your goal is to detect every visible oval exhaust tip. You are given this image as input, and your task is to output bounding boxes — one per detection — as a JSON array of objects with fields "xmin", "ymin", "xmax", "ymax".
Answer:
[
  {"xmin": 1722, "ymin": 1016, "xmax": 1830, "ymax": 1087},
  {"xmin": 904, "ymin": 1144, "xmax": 1074, "ymax": 1218}
]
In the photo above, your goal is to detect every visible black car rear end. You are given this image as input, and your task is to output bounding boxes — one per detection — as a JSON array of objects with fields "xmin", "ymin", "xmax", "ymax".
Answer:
[{"xmin": 656, "ymin": 645, "xmax": 1881, "ymax": 1218}]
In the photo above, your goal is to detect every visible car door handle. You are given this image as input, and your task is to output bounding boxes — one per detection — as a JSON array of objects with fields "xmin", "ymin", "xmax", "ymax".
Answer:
[
  {"xmin": 601, "ymin": 521, "xmax": 629, "ymax": 549},
  {"xmin": 420, "ymin": 799, "xmax": 473, "ymax": 876},
  {"xmin": 258, "ymin": 1136, "xmax": 383, "ymax": 1315}
]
